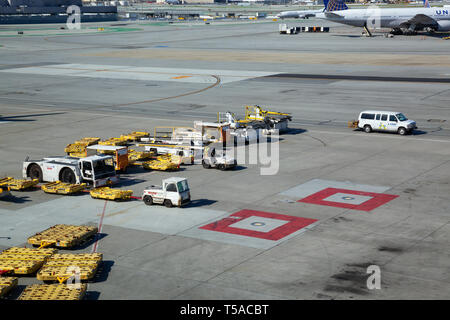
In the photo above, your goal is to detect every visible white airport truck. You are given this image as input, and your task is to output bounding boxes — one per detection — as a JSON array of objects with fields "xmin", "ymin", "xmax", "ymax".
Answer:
[
  {"xmin": 23, "ymin": 155, "xmax": 119, "ymax": 187},
  {"xmin": 142, "ymin": 177, "xmax": 191, "ymax": 208},
  {"xmin": 202, "ymin": 145, "xmax": 237, "ymax": 170},
  {"xmin": 355, "ymin": 111, "xmax": 417, "ymax": 135}
]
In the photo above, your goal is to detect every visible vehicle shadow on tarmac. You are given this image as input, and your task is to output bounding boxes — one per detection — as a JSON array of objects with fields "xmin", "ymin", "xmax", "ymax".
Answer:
[
  {"xmin": 1, "ymin": 195, "xmax": 32, "ymax": 204},
  {"xmin": 184, "ymin": 199, "xmax": 217, "ymax": 208},
  {"xmin": 283, "ymin": 128, "xmax": 307, "ymax": 135},
  {"xmin": 0, "ymin": 112, "xmax": 66, "ymax": 122}
]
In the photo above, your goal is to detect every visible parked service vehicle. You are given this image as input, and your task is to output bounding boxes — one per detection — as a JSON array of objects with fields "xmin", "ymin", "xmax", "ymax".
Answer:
[
  {"xmin": 23, "ymin": 155, "xmax": 119, "ymax": 187},
  {"xmin": 357, "ymin": 111, "xmax": 417, "ymax": 135},
  {"xmin": 202, "ymin": 145, "xmax": 237, "ymax": 170},
  {"xmin": 142, "ymin": 177, "xmax": 191, "ymax": 208},
  {"xmin": 86, "ymin": 144, "xmax": 129, "ymax": 172}
]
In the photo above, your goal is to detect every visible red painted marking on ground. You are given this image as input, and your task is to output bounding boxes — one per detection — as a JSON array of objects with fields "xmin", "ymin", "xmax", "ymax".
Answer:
[
  {"xmin": 297, "ymin": 187, "xmax": 398, "ymax": 211},
  {"xmin": 200, "ymin": 209, "xmax": 317, "ymax": 241},
  {"xmin": 92, "ymin": 200, "xmax": 108, "ymax": 253}
]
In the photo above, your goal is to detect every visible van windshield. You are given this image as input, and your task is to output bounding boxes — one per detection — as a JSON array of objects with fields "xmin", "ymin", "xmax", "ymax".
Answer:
[
  {"xmin": 396, "ymin": 113, "xmax": 408, "ymax": 121},
  {"xmin": 177, "ymin": 180, "xmax": 189, "ymax": 193}
]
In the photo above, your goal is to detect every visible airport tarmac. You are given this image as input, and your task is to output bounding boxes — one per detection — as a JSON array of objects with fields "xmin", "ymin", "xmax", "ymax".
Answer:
[{"xmin": 0, "ymin": 19, "xmax": 450, "ymax": 300}]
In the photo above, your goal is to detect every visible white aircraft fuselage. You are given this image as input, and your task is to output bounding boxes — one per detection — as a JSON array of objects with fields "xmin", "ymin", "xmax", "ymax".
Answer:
[{"xmin": 317, "ymin": 7, "xmax": 450, "ymax": 31}]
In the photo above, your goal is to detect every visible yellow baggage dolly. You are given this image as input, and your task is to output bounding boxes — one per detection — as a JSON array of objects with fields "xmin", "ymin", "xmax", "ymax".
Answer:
[
  {"xmin": 90, "ymin": 187, "xmax": 133, "ymax": 201},
  {"xmin": 27, "ymin": 224, "xmax": 98, "ymax": 249},
  {"xmin": 18, "ymin": 283, "xmax": 87, "ymax": 300},
  {"xmin": 0, "ymin": 247, "xmax": 56, "ymax": 275},
  {"xmin": 0, "ymin": 277, "xmax": 18, "ymax": 298},
  {"xmin": 41, "ymin": 181, "xmax": 86, "ymax": 195},
  {"xmin": 0, "ymin": 177, "xmax": 39, "ymax": 191}
]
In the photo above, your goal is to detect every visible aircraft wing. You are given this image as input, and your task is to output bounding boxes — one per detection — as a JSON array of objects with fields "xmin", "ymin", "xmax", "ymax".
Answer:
[{"xmin": 399, "ymin": 14, "xmax": 439, "ymax": 29}]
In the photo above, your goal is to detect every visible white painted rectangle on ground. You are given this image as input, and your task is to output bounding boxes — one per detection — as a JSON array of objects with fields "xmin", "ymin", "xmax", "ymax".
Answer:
[{"xmin": 280, "ymin": 179, "xmax": 391, "ymax": 199}]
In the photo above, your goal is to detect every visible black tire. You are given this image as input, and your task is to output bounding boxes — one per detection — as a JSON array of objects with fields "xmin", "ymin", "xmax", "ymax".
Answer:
[
  {"xmin": 202, "ymin": 160, "xmax": 211, "ymax": 169},
  {"xmin": 218, "ymin": 164, "xmax": 226, "ymax": 171},
  {"xmin": 398, "ymin": 127, "xmax": 407, "ymax": 135},
  {"xmin": 364, "ymin": 125, "xmax": 372, "ymax": 133},
  {"xmin": 164, "ymin": 199, "xmax": 173, "ymax": 208},
  {"xmin": 28, "ymin": 164, "xmax": 43, "ymax": 182},
  {"xmin": 60, "ymin": 168, "xmax": 76, "ymax": 184},
  {"xmin": 143, "ymin": 195, "xmax": 153, "ymax": 206}
]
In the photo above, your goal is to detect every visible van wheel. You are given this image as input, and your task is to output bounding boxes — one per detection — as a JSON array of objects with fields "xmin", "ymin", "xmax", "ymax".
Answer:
[
  {"xmin": 202, "ymin": 160, "xmax": 211, "ymax": 169},
  {"xmin": 218, "ymin": 164, "xmax": 226, "ymax": 171},
  {"xmin": 164, "ymin": 199, "xmax": 173, "ymax": 208},
  {"xmin": 398, "ymin": 127, "xmax": 407, "ymax": 135},
  {"xmin": 60, "ymin": 168, "xmax": 76, "ymax": 184},
  {"xmin": 143, "ymin": 195, "xmax": 153, "ymax": 206},
  {"xmin": 364, "ymin": 125, "xmax": 372, "ymax": 133},
  {"xmin": 28, "ymin": 164, "xmax": 43, "ymax": 182}
]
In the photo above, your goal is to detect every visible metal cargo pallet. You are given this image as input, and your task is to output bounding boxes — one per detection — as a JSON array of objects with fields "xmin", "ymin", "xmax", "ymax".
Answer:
[
  {"xmin": 128, "ymin": 149, "xmax": 155, "ymax": 162},
  {"xmin": 0, "ymin": 247, "xmax": 56, "ymax": 275},
  {"xmin": 41, "ymin": 182, "xmax": 87, "ymax": 195},
  {"xmin": 0, "ymin": 177, "xmax": 39, "ymax": 191},
  {"xmin": 99, "ymin": 137, "xmax": 128, "ymax": 146},
  {"xmin": 90, "ymin": 187, "xmax": 133, "ymax": 201},
  {"xmin": 37, "ymin": 253, "xmax": 102, "ymax": 282},
  {"xmin": 142, "ymin": 155, "xmax": 180, "ymax": 171},
  {"xmin": 121, "ymin": 131, "xmax": 150, "ymax": 142},
  {"xmin": 0, "ymin": 277, "xmax": 18, "ymax": 298},
  {"xmin": 64, "ymin": 137, "xmax": 100, "ymax": 153},
  {"xmin": 18, "ymin": 283, "xmax": 87, "ymax": 300},
  {"xmin": 27, "ymin": 224, "xmax": 98, "ymax": 249}
]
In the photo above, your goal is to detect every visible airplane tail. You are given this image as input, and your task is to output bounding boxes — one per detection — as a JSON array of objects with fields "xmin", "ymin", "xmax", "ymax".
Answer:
[
  {"xmin": 324, "ymin": 0, "xmax": 348, "ymax": 12},
  {"xmin": 423, "ymin": 0, "xmax": 430, "ymax": 7}
]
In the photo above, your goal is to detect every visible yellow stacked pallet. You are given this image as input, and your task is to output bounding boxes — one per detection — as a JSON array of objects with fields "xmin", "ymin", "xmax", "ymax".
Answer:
[
  {"xmin": 41, "ymin": 181, "xmax": 86, "ymax": 195},
  {"xmin": 18, "ymin": 283, "xmax": 87, "ymax": 300},
  {"xmin": 0, "ymin": 277, "xmax": 18, "ymax": 298},
  {"xmin": 120, "ymin": 131, "xmax": 150, "ymax": 142},
  {"xmin": 90, "ymin": 187, "xmax": 133, "ymax": 201},
  {"xmin": 128, "ymin": 149, "xmax": 155, "ymax": 163},
  {"xmin": 0, "ymin": 177, "xmax": 39, "ymax": 191},
  {"xmin": 64, "ymin": 137, "xmax": 100, "ymax": 154},
  {"xmin": 37, "ymin": 253, "xmax": 103, "ymax": 282},
  {"xmin": 99, "ymin": 137, "xmax": 128, "ymax": 146},
  {"xmin": 0, "ymin": 247, "xmax": 56, "ymax": 275},
  {"xmin": 142, "ymin": 155, "xmax": 180, "ymax": 171},
  {"xmin": 27, "ymin": 224, "xmax": 98, "ymax": 249}
]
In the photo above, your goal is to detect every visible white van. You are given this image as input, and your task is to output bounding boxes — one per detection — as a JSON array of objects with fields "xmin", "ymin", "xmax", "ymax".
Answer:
[{"xmin": 358, "ymin": 111, "xmax": 417, "ymax": 135}]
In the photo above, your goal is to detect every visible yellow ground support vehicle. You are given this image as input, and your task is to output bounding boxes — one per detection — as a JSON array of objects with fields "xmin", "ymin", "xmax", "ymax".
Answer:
[
  {"xmin": 90, "ymin": 187, "xmax": 133, "ymax": 201},
  {"xmin": 18, "ymin": 283, "xmax": 87, "ymax": 300},
  {"xmin": 41, "ymin": 181, "xmax": 86, "ymax": 195},
  {"xmin": 27, "ymin": 224, "xmax": 98, "ymax": 249},
  {"xmin": 0, "ymin": 177, "xmax": 39, "ymax": 191}
]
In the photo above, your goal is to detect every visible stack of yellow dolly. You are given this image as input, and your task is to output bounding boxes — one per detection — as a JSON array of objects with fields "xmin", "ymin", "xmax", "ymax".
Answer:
[
  {"xmin": 90, "ymin": 187, "xmax": 133, "ymax": 201},
  {"xmin": 0, "ymin": 247, "xmax": 56, "ymax": 275},
  {"xmin": 120, "ymin": 131, "xmax": 150, "ymax": 142},
  {"xmin": 37, "ymin": 253, "xmax": 103, "ymax": 283},
  {"xmin": 27, "ymin": 224, "xmax": 98, "ymax": 249},
  {"xmin": 142, "ymin": 155, "xmax": 180, "ymax": 171},
  {"xmin": 99, "ymin": 137, "xmax": 128, "ymax": 146},
  {"xmin": 18, "ymin": 283, "xmax": 87, "ymax": 300},
  {"xmin": 0, "ymin": 177, "xmax": 39, "ymax": 191}
]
